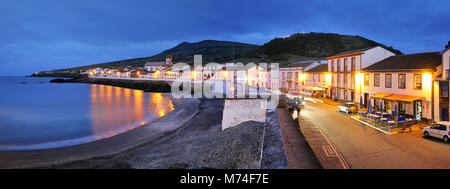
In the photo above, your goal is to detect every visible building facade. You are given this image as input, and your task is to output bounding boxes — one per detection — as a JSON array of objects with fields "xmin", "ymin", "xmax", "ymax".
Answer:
[
  {"xmin": 327, "ymin": 46, "xmax": 396, "ymax": 103},
  {"xmin": 359, "ymin": 52, "xmax": 441, "ymax": 122},
  {"xmin": 279, "ymin": 60, "xmax": 321, "ymax": 92}
]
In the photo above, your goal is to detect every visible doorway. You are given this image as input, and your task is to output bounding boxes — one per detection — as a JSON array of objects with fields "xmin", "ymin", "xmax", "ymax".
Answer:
[
  {"xmin": 414, "ymin": 101, "xmax": 422, "ymax": 120},
  {"xmin": 442, "ymin": 108, "xmax": 449, "ymax": 121},
  {"xmin": 364, "ymin": 93, "xmax": 369, "ymax": 108}
]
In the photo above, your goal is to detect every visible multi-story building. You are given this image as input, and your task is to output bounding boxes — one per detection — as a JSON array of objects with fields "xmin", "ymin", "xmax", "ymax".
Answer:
[
  {"xmin": 359, "ymin": 52, "xmax": 441, "ymax": 122},
  {"xmin": 303, "ymin": 64, "xmax": 331, "ymax": 97},
  {"xmin": 434, "ymin": 47, "xmax": 450, "ymax": 122},
  {"xmin": 279, "ymin": 60, "xmax": 321, "ymax": 92},
  {"xmin": 327, "ymin": 46, "xmax": 396, "ymax": 103}
]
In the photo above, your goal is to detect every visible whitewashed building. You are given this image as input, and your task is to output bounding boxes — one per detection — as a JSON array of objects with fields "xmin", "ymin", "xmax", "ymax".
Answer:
[
  {"xmin": 327, "ymin": 46, "xmax": 396, "ymax": 103},
  {"xmin": 279, "ymin": 60, "xmax": 321, "ymax": 92},
  {"xmin": 434, "ymin": 47, "xmax": 450, "ymax": 122},
  {"xmin": 359, "ymin": 52, "xmax": 441, "ymax": 122},
  {"xmin": 144, "ymin": 62, "xmax": 168, "ymax": 72},
  {"xmin": 303, "ymin": 64, "xmax": 331, "ymax": 97}
]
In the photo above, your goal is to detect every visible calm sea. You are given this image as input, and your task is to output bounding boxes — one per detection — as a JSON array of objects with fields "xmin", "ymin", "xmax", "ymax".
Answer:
[{"xmin": 0, "ymin": 76, "xmax": 173, "ymax": 151}]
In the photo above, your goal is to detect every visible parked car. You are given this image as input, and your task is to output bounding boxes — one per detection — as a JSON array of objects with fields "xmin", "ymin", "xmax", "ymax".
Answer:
[
  {"xmin": 423, "ymin": 122, "xmax": 450, "ymax": 143},
  {"xmin": 286, "ymin": 96, "xmax": 305, "ymax": 112},
  {"xmin": 337, "ymin": 102, "xmax": 358, "ymax": 114}
]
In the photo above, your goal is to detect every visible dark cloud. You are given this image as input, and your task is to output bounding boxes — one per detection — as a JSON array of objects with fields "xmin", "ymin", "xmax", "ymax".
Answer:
[{"xmin": 0, "ymin": 0, "xmax": 449, "ymax": 75}]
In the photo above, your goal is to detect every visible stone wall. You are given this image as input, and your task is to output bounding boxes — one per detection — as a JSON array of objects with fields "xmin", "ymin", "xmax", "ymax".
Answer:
[{"xmin": 222, "ymin": 99, "xmax": 267, "ymax": 130}]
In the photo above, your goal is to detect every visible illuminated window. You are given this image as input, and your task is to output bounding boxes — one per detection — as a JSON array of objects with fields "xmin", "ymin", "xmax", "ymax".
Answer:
[
  {"xmin": 414, "ymin": 74, "xmax": 422, "ymax": 90},
  {"xmin": 385, "ymin": 74, "xmax": 392, "ymax": 88},
  {"xmin": 374, "ymin": 74, "xmax": 380, "ymax": 87},
  {"xmin": 364, "ymin": 74, "xmax": 369, "ymax": 86},
  {"xmin": 398, "ymin": 74, "xmax": 406, "ymax": 89}
]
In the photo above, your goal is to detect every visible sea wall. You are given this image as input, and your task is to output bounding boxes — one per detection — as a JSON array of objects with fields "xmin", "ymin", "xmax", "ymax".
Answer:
[
  {"xmin": 50, "ymin": 76, "xmax": 172, "ymax": 93},
  {"xmin": 222, "ymin": 99, "xmax": 267, "ymax": 130}
]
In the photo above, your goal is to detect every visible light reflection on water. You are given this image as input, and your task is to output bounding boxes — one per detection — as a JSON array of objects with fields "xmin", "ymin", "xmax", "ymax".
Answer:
[
  {"xmin": 0, "ymin": 78, "xmax": 173, "ymax": 151},
  {"xmin": 89, "ymin": 85, "xmax": 174, "ymax": 141}
]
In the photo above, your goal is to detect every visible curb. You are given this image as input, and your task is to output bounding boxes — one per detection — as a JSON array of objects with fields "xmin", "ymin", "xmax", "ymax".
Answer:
[{"xmin": 297, "ymin": 111, "xmax": 350, "ymax": 169}]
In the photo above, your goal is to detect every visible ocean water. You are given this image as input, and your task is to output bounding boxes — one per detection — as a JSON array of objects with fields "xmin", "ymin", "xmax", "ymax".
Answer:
[{"xmin": 0, "ymin": 76, "xmax": 174, "ymax": 151}]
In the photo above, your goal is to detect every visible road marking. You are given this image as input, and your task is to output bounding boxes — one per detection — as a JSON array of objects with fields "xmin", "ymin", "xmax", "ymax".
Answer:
[
  {"xmin": 302, "ymin": 111, "xmax": 350, "ymax": 169},
  {"xmin": 323, "ymin": 146, "xmax": 337, "ymax": 157}
]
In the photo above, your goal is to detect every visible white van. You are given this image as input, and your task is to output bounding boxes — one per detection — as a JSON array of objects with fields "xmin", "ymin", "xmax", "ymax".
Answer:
[{"xmin": 423, "ymin": 122, "xmax": 450, "ymax": 143}]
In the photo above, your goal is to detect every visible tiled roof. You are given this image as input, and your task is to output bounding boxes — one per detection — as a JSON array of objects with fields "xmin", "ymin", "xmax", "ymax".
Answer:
[
  {"xmin": 144, "ymin": 62, "xmax": 167, "ymax": 66},
  {"xmin": 305, "ymin": 64, "xmax": 328, "ymax": 72},
  {"xmin": 332, "ymin": 47, "xmax": 376, "ymax": 57},
  {"xmin": 363, "ymin": 52, "xmax": 441, "ymax": 71},
  {"xmin": 281, "ymin": 61, "xmax": 315, "ymax": 68}
]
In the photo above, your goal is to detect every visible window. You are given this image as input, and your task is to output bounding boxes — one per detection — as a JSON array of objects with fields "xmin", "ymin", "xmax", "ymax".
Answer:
[
  {"xmin": 351, "ymin": 57, "xmax": 356, "ymax": 71},
  {"xmin": 331, "ymin": 60, "xmax": 335, "ymax": 72},
  {"xmin": 385, "ymin": 74, "xmax": 392, "ymax": 88},
  {"xmin": 440, "ymin": 82, "xmax": 449, "ymax": 97},
  {"xmin": 287, "ymin": 72, "xmax": 292, "ymax": 80},
  {"xmin": 374, "ymin": 74, "xmax": 380, "ymax": 87},
  {"xmin": 344, "ymin": 58, "xmax": 348, "ymax": 72},
  {"xmin": 282, "ymin": 72, "xmax": 285, "ymax": 80},
  {"xmin": 337, "ymin": 74, "xmax": 340, "ymax": 87},
  {"xmin": 414, "ymin": 74, "xmax": 422, "ymax": 90},
  {"xmin": 337, "ymin": 60, "xmax": 341, "ymax": 72},
  {"xmin": 295, "ymin": 72, "xmax": 298, "ymax": 81},
  {"xmin": 398, "ymin": 74, "xmax": 406, "ymax": 89},
  {"xmin": 344, "ymin": 90, "xmax": 348, "ymax": 99},
  {"xmin": 351, "ymin": 74, "xmax": 354, "ymax": 88},
  {"xmin": 364, "ymin": 74, "xmax": 369, "ymax": 86},
  {"xmin": 344, "ymin": 74, "xmax": 347, "ymax": 88}
]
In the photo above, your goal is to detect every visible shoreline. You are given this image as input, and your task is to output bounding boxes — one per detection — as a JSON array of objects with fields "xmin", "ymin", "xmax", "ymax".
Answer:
[
  {"xmin": 0, "ymin": 77, "xmax": 288, "ymax": 169},
  {"xmin": 0, "ymin": 93, "xmax": 200, "ymax": 169}
]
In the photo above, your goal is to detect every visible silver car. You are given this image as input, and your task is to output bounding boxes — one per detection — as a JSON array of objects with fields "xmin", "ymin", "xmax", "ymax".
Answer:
[{"xmin": 338, "ymin": 102, "xmax": 358, "ymax": 114}]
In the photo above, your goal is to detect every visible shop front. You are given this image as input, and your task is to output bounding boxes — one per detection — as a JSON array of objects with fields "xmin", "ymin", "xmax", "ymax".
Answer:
[{"xmin": 371, "ymin": 93, "xmax": 426, "ymax": 121}]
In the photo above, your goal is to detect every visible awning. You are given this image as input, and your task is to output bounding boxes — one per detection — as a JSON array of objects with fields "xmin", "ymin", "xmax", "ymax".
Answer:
[
  {"xmin": 302, "ymin": 86, "xmax": 314, "ymax": 90},
  {"xmin": 371, "ymin": 93, "xmax": 425, "ymax": 102},
  {"xmin": 372, "ymin": 93, "xmax": 392, "ymax": 98},
  {"xmin": 384, "ymin": 94, "xmax": 425, "ymax": 102},
  {"xmin": 312, "ymin": 87, "xmax": 325, "ymax": 91}
]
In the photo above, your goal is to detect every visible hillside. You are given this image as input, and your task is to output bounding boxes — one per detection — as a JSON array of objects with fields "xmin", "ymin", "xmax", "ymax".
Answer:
[
  {"xmin": 58, "ymin": 40, "xmax": 259, "ymax": 71},
  {"xmin": 49, "ymin": 33, "xmax": 403, "ymax": 73},
  {"xmin": 251, "ymin": 32, "xmax": 402, "ymax": 62}
]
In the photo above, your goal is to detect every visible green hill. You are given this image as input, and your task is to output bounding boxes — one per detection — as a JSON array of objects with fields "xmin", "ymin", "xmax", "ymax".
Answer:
[
  {"xmin": 251, "ymin": 32, "xmax": 402, "ymax": 62},
  {"xmin": 57, "ymin": 40, "xmax": 259, "ymax": 71},
  {"xmin": 49, "ymin": 33, "xmax": 402, "ymax": 73}
]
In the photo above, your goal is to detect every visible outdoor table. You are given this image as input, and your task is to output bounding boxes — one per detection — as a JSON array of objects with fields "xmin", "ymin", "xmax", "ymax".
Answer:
[{"xmin": 388, "ymin": 121, "xmax": 396, "ymax": 125}]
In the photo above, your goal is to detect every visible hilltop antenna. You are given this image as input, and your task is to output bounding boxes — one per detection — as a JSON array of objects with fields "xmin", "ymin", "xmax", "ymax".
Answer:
[{"xmin": 302, "ymin": 23, "xmax": 306, "ymax": 34}]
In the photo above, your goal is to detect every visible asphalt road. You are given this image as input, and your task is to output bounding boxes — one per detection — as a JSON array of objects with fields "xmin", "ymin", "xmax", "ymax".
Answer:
[{"xmin": 303, "ymin": 100, "xmax": 450, "ymax": 169}]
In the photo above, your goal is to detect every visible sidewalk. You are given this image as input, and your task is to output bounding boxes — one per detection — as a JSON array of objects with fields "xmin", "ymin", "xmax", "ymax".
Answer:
[
  {"xmin": 277, "ymin": 107, "xmax": 322, "ymax": 169},
  {"xmin": 297, "ymin": 110, "xmax": 350, "ymax": 169}
]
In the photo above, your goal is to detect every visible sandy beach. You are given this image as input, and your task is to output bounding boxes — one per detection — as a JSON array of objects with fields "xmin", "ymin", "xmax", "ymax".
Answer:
[{"xmin": 0, "ymin": 90, "xmax": 287, "ymax": 169}]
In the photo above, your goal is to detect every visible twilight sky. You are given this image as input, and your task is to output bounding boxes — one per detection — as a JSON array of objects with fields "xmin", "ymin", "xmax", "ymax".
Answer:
[{"xmin": 1, "ymin": 0, "xmax": 449, "ymax": 76}]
